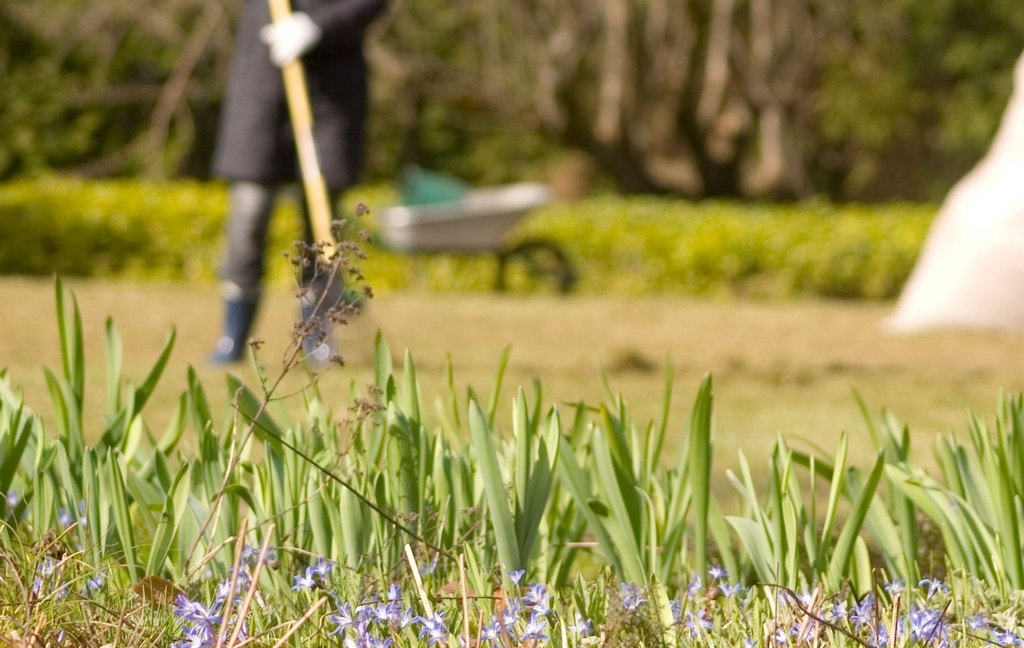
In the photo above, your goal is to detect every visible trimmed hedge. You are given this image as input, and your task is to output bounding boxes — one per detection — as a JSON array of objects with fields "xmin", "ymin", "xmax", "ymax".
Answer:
[{"xmin": 0, "ymin": 176, "xmax": 935, "ymax": 298}]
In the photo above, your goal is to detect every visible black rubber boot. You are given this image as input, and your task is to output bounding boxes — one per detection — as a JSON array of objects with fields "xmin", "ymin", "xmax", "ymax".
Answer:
[{"xmin": 208, "ymin": 298, "xmax": 259, "ymax": 365}]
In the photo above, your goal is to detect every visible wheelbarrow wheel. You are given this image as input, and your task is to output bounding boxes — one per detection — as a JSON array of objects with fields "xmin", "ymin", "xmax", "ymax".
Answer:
[{"xmin": 495, "ymin": 238, "xmax": 578, "ymax": 294}]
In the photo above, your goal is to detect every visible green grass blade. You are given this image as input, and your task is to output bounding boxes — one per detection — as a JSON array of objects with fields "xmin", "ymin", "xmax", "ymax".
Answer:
[
  {"xmin": 826, "ymin": 449, "xmax": 884, "ymax": 588},
  {"xmin": 104, "ymin": 317, "xmax": 123, "ymax": 416},
  {"xmin": 130, "ymin": 326, "xmax": 176, "ymax": 414},
  {"xmin": 105, "ymin": 451, "xmax": 140, "ymax": 581},
  {"xmin": 147, "ymin": 464, "xmax": 189, "ymax": 577},
  {"xmin": 54, "ymin": 277, "xmax": 85, "ymax": 413},
  {"xmin": 469, "ymin": 400, "xmax": 520, "ymax": 570},
  {"xmin": 556, "ymin": 435, "xmax": 626, "ymax": 578},
  {"xmin": 485, "ymin": 345, "xmax": 512, "ymax": 426},
  {"xmin": 686, "ymin": 373, "xmax": 714, "ymax": 576}
]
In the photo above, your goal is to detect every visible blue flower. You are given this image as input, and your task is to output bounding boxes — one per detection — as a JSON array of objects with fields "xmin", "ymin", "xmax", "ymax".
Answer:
[
  {"xmin": 417, "ymin": 611, "xmax": 449, "ymax": 646},
  {"xmin": 620, "ymin": 583, "xmax": 646, "ymax": 612},
  {"xmin": 291, "ymin": 557, "xmax": 334, "ymax": 591},
  {"xmin": 684, "ymin": 609, "xmax": 713, "ymax": 638},
  {"xmin": 507, "ymin": 569, "xmax": 526, "ymax": 586},
  {"xmin": 171, "ymin": 622, "xmax": 215, "ymax": 648},
  {"xmin": 884, "ymin": 578, "xmax": 905, "ymax": 596},
  {"xmin": 82, "ymin": 568, "xmax": 106, "ymax": 595},
  {"xmin": 825, "ymin": 600, "xmax": 848, "ymax": 622},
  {"xmin": 523, "ymin": 583, "xmax": 551, "ymax": 616},
  {"xmin": 966, "ymin": 614, "xmax": 989, "ymax": 632},
  {"xmin": 918, "ymin": 578, "xmax": 948, "ymax": 599},
  {"xmin": 291, "ymin": 570, "xmax": 317, "ymax": 591},
  {"xmin": 719, "ymin": 582, "xmax": 745, "ymax": 598},
  {"xmin": 708, "ymin": 564, "xmax": 728, "ymax": 581},
  {"xmin": 420, "ymin": 557, "xmax": 438, "ymax": 576},
  {"xmin": 481, "ymin": 619, "xmax": 505, "ymax": 644},
  {"xmin": 329, "ymin": 603, "xmax": 355, "ymax": 636},
  {"xmin": 174, "ymin": 595, "xmax": 222, "ymax": 627},
  {"xmin": 568, "ymin": 612, "xmax": 592, "ymax": 637},
  {"xmin": 907, "ymin": 605, "xmax": 946, "ymax": 643},
  {"xmin": 993, "ymin": 629, "xmax": 1024, "ymax": 647},
  {"xmin": 310, "ymin": 557, "xmax": 334, "ymax": 580},
  {"xmin": 521, "ymin": 613, "xmax": 549, "ymax": 642},
  {"xmin": 687, "ymin": 572, "xmax": 703, "ymax": 598},
  {"xmin": 670, "ymin": 598, "xmax": 683, "ymax": 623},
  {"xmin": 850, "ymin": 594, "xmax": 876, "ymax": 628}
]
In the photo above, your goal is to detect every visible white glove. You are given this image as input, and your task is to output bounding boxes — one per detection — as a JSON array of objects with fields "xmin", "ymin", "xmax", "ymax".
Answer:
[{"xmin": 260, "ymin": 12, "xmax": 323, "ymax": 66}]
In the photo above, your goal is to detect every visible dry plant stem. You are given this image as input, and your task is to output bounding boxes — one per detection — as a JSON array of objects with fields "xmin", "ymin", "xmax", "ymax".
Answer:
[
  {"xmin": 459, "ymin": 554, "xmax": 471, "ymax": 645},
  {"xmin": 405, "ymin": 544, "xmax": 434, "ymax": 617},
  {"xmin": 186, "ymin": 343, "xmax": 301, "ymax": 579},
  {"xmin": 889, "ymin": 592, "xmax": 900, "ymax": 646},
  {"xmin": 269, "ymin": 595, "xmax": 328, "ymax": 648},
  {"xmin": 216, "ymin": 518, "xmax": 250, "ymax": 648},
  {"xmin": 227, "ymin": 524, "xmax": 276, "ymax": 647}
]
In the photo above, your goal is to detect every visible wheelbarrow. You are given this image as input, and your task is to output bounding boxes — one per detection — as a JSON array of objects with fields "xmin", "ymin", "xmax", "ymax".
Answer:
[{"xmin": 377, "ymin": 170, "xmax": 578, "ymax": 293}]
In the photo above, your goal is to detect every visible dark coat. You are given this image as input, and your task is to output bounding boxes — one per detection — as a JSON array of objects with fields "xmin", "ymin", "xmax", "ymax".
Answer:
[{"xmin": 212, "ymin": 0, "xmax": 387, "ymax": 191}]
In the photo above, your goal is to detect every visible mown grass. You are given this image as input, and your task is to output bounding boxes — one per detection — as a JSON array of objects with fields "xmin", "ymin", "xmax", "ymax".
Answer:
[{"xmin": 4, "ymin": 276, "xmax": 1024, "ymax": 498}]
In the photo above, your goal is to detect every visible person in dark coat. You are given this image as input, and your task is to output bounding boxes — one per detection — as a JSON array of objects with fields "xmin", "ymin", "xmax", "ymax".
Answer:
[{"xmin": 209, "ymin": 0, "xmax": 387, "ymax": 364}]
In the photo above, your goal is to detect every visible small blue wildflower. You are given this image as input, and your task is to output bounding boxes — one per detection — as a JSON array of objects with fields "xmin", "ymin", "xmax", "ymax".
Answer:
[
  {"xmin": 174, "ymin": 595, "xmax": 222, "ymax": 627},
  {"xmin": 33, "ymin": 557, "xmax": 68, "ymax": 599},
  {"xmin": 884, "ymin": 578, "xmax": 905, "ymax": 597},
  {"xmin": 994, "ymin": 629, "xmax": 1024, "ymax": 647},
  {"xmin": 329, "ymin": 602, "xmax": 355, "ymax": 636},
  {"xmin": 57, "ymin": 508, "xmax": 74, "ymax": 529},
  {"xmin": 310, "ymin": 556, "xmax": 333, "ymax": 580},
  {"xmin": 521, "ymin": 613, "xmax": 549, "ymax": 642},
  {"xmin": 507, "ymin": 569, "xmax": 526, "ymax": 586},
  {"xmin": 825, "ymin": 600, "xmax": 848, "ymax": 622},
  {"xmin": 719, "ymin": 582, "xmax": 745, "ymax": 598},
  {"xmin": 500, "ymin": 595, "xmax": 523, "ymax": 627},
  {"xmin": 687, "ymin": 572, "xmax": 703, "ymax": 599},
  {"xmin": 670, "ymin": 597, "xmax": 683, "ymax": 623},
  {"xmin": 3, "ymin": 490, "xmax": 17, "ymax": 509},
  {"xmin": 241, "ymin": 543, "xmax": 278, "ymax": 568},
  {"xmin": 966, "ymin": 614, "xmax": 989, "ymax": 633},
  {"xmin": 419, "ymin": 557, "xmax": 438, "ymax": 577},
  {"xmin": 171, "ymin": 622, "xmax": 215, "ymax": 648},
  {"xmin": 523, "ymin": 583, "xmax": 551, "ymax": 616},
  {"xmin": 83, "ymin": 568, "xmax": 106, "ymax": 594},
  {"xmin": 620, "ymin": 582, "xmax": 646, "ymax": 612},
  {"xmin": 744, "ymin": 639, "xmax": 759, "ymax": 648},
  {"xmin": 919, "ymin": 578, "xmax": 948, "ymax": 599},
  {"xmin": 481, "ymin": 619, "xmax": 503, "ymax": 644},
  {"xmin": 908, "ymin": 605, "xmax": 946, "ymax": 643},
  {"xmin": 708, "ymin": 564, "xmax": 728, "ymax": 581},
  {"xmin": 292, "ymin": 557, "xmax": 333, "ymax": 591},
  {"xmin": 568, "ymin": 612, "xmax": 593, "ymax": 637},
  {"xmin": 684, "ymin": 609, "xmax": 713, "ymax": 638},
  {"xmin": 386, "ymin": 583, "xmax": 402, "ymax": 600},
  {"xmin": 416, "ymin": 611, "xmax": 449, "ymax": 646},
  {"xmin": 796, "ymin": 589, "xmax": 816, "ymax": 609},
  {"xmin": 292, "ymin": 570, "xmax": 317, "ymax": 591},
  {"xmin": 850, "ymin": 594, "xmax": 876, "ymax": 628},
  {"xmin": 773, "ymin": 625, "xmax": 793, "ymax": 645}
]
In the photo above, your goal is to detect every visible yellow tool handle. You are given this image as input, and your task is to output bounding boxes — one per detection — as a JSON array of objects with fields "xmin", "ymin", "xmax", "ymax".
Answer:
[{"xmin": 267, "ymin": 0, "xmax": 336, "ymax": 250}]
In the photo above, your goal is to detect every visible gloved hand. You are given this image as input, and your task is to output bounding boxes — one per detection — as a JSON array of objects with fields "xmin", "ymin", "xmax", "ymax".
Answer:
[{"xmin": 260, "ymin": 12, "xmax": 322, "ymax": 66}]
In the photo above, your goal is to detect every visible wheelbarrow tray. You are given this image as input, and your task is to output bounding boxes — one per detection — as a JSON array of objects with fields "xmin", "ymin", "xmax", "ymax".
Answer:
[{"xmin": 378, "ymin": 182, "xmax": 551, "ymax": 253}]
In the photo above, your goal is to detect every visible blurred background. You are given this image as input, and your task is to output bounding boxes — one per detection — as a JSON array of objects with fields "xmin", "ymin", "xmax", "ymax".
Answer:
[{"xmin": 4, "ymin": 0, "xmax": 1024, "ymax": 202}]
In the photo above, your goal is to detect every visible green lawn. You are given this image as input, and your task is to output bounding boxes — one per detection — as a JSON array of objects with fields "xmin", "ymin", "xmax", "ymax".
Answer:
[{"xmin": 4, "ymin": 276, "xmax": 1024, "ymax": 500}]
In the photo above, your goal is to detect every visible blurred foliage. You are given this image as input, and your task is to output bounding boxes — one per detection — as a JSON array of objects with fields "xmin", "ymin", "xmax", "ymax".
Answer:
[
  {"xmin": 1, "ymin": 0, "xmax": 1023, "ymax": 200},
  {"xmin": 0, "ymin": 177, "xmax": 933, "ymax": 299}
]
